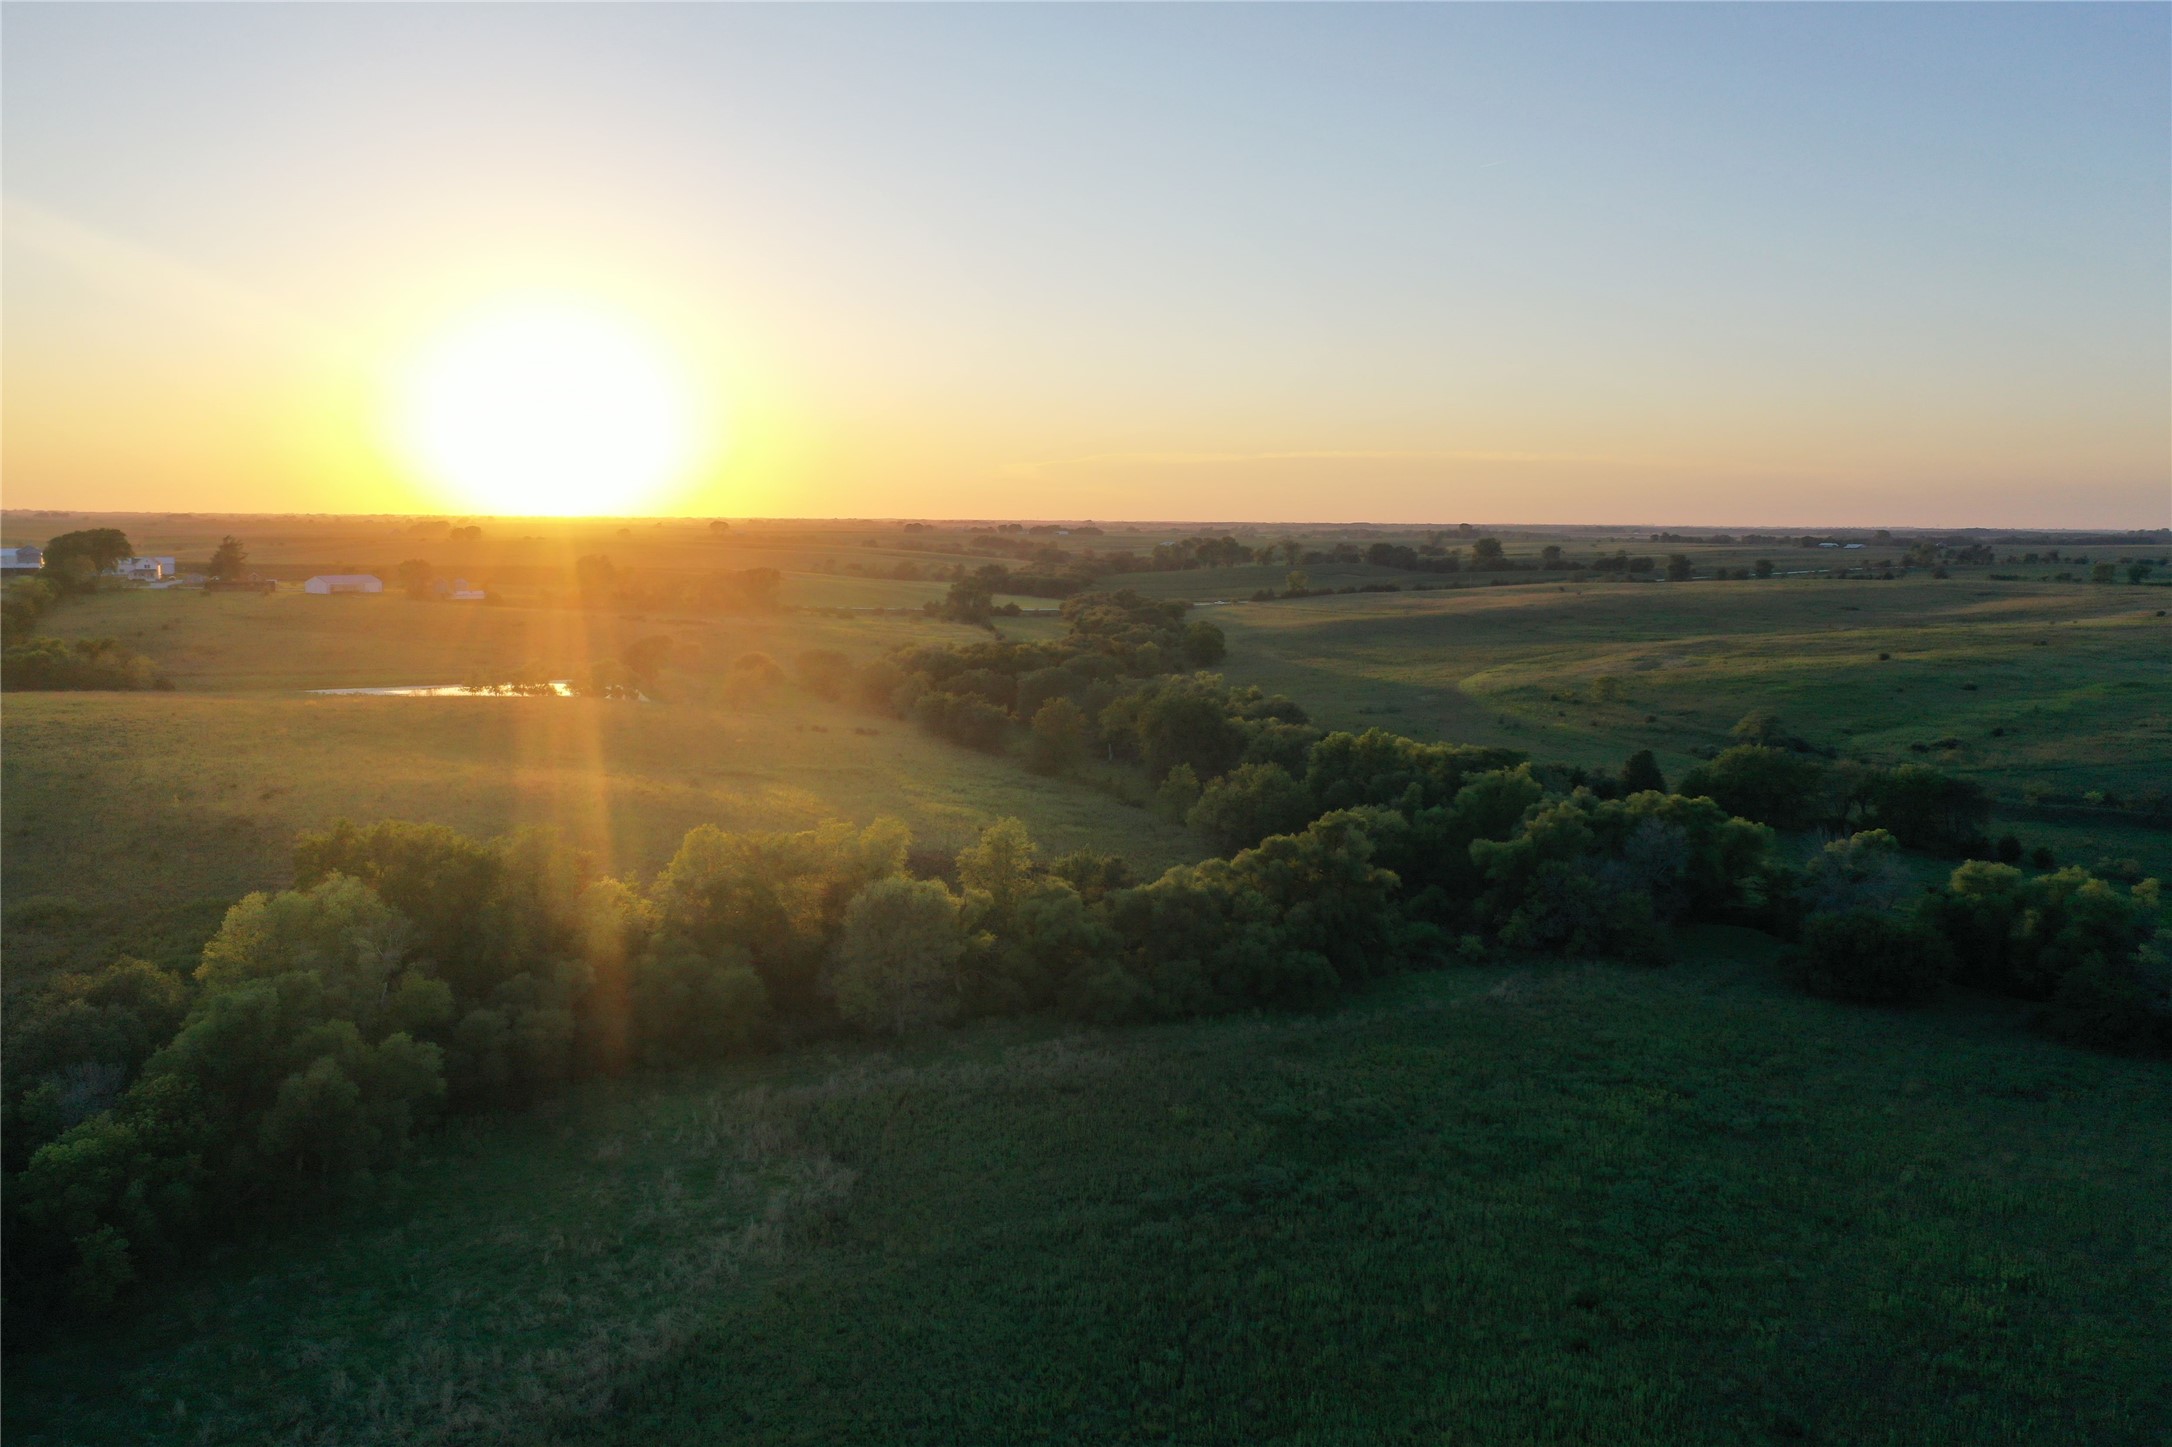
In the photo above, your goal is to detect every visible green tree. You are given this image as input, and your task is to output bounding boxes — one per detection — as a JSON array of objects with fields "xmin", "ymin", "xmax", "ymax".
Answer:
[
  {"xmin": 1155, "ymin": 762, "xmax": 1202, "ymax": 821},
  {"xmin": 830, "ymin": 876, "xmax": 970, "ymax": 1036},
  {"xmin": 1680, "ymin": 746, "xmax": 1827, "ymax": 831},
  {"xmin": 650, "ymin": 818, "xmax": 909, "ymax": 1020},
  {"xmin": 629, "ymin": 938, "xmax": 769, "ymax": 1064},
  {"xmin": 1729, "ymin": 711, "xmax": 1798, "ymax": 748},
  {"xmin": 396, "ymin": 559, "xmax": 434, "ymax": 599},
  {"xmin": 196, "ymin": 875, "xmax": 412, "ymax": 1022},
  {"xmin": 1754, "ymin": 558, "xmax": 1774, "ymax": 579},
  {"xmin": 1027, "ymin": 697, "xmax": 1089, "ymax": 775},
  {"xmin": 957, "ymin": 818, "xmax": 1038, "ymax": 918},
  {"xmin": 1847, "ymin": 764, "xmax": 1992, "ymax": 854},
  {"xmin": 1665, "ymin": 554, "xmax": 1693, "ymax": 582},
  {"xmin": 1619, "ymin": 749, "xmax": 1666, "ymax": 795},
  {"xmin": 206, "ymin": 535, "xmax": 248, "ymax": 582},
  {"xmin": 42, "ymin": 529, "xmax": 132, "ymax": 582},
  {"xmin": 1187, "ymin": 762, "xmax": 1316, "ymax": 853}
]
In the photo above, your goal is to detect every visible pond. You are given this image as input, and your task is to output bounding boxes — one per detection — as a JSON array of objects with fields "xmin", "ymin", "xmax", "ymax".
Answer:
[{"xmin": 305, "ymin": 681, "xmax": 577, "ymax": 697}]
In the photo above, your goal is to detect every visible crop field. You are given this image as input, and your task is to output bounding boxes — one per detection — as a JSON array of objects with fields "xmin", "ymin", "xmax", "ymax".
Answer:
[{"xmin": 9, "ymin": 930, "xmax": 2168, "ymax": 1446}]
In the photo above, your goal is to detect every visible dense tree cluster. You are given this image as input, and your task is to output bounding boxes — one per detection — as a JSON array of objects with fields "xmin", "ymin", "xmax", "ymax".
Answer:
[
  {"xmin": 1790, "ymin": 831, "xmax": 2167, "ymax": 1050},
  {"xmin": 851, "ymin": 590, "xmax": 1242, "ymax": 753},
  {"xmin": 1680, "ymin": 737, "xmax": 1994, "ymax": 855}
]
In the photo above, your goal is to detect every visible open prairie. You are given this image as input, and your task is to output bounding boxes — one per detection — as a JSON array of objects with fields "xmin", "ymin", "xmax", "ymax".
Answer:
[{"xmin": 1211, "ymin": 577, "xmax": 2172, "ymax": 875}]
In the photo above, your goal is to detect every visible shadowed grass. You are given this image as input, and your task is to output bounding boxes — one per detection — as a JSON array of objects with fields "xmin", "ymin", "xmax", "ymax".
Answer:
[{"xmin": 9, "ymin": 931, "xmax": 2167, "ymax": 1445}]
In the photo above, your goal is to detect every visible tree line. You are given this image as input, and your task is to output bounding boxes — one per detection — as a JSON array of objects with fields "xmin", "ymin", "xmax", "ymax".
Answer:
[{"xmin": 0, "ymin": 529, "xmax": 169, "ymax": 691}]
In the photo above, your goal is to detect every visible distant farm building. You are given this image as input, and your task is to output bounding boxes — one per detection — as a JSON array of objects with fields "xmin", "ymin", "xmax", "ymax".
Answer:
[
  {"xmin": 0, "ymin": 546, "xmax": 44, "ymax": 577},
  {"xmin": 304, "ymin": 574, "xmax": 384, "ymax": 595},
  {"xmin": 114, "ymin": 555, "xmax": 177, "ymax": 580}
]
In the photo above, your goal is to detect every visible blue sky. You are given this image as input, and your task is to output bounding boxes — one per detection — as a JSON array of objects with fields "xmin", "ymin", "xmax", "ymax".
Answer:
[{"xmin": 4, "ymin": 3, "xmax": 2166, "ymax": 525}]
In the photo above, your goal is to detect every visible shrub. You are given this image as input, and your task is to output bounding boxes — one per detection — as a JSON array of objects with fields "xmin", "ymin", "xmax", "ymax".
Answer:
[
  {"xmin": 722, "ymin": 651, "xmax": 787, "ymax": 704},
  {"xmin": 1, "ymin": 637, "xmax": 157, "ymax": 691},
  {"xmin": 1797, "ymin": 910, "xmax": 1951, "ymax": 1004},
  {"xmin": 796, "ymin": 649, "xmax": 854, "ymax": 700},
  {"xmin": 2038, "ymin": 933, "xmax": 2171, "ymax": 1056}
]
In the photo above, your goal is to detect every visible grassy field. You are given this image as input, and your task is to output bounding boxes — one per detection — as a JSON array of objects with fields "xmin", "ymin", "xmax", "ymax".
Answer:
[
  {"xmin": 1212, "ymin": 575, "xmax": 2172, "ymax": 873},
  {"xmin": 0, "ymin": 692, "xmax": 1193, "ymax": 985},
  {"xmin": 25, "ymin": 587, "xmax": 957, "ymax": 692},
  {"xmin": 3, "ymin": 589, "xmax": 1195, "ymax": 988},
  {"xmin": 8, "ymin": 928, "xmax": 2167, "ymax": 1445}
]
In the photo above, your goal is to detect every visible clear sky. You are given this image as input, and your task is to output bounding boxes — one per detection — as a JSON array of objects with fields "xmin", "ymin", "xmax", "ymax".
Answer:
[{"xmin": 4, "ymin": 3, "xmax": 2166, "ymax": 526}]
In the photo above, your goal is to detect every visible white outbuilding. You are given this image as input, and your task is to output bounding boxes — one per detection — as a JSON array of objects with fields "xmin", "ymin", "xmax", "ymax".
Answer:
[{"xmin": 304, "ymin": 574, "xmax": 384, "ymax": 595}]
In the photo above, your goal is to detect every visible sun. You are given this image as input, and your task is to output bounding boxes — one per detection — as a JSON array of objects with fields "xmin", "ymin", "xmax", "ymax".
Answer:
[{"xmin": 395, "ymin": 301, "xmax": 700, "ymax": 515}]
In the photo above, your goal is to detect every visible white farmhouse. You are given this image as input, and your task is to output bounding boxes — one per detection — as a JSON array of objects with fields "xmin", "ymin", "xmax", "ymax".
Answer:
[
  {"xmin": 304, "ymin": 574, "xmax": 384, "ymax": 595},
  {"xmin": 114, "ymin": 555, "xmax": 177, "ymax": 580}
]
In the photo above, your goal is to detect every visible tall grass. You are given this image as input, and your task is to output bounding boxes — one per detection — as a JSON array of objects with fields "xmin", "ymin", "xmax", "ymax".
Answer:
[{"xmin": 11, "ymin": 932, "xmax": 2167, "ymax": 1444}]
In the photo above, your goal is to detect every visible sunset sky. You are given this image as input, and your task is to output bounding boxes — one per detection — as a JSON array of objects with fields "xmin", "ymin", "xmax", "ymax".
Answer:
[{"xmin": 4, "ymin": 4, "xmax": 2166, "ymax": 527}]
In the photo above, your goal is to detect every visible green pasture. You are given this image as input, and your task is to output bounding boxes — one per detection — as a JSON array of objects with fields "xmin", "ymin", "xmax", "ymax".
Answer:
[
  {"xmin": 1213, "ymin": 576, "xmax": 2170, "ymax": 847},
  {"xmin": 10, "ymin": 930, "xmax": 2167, "ymax": 1445},
  {"xmin": 27, "ymin": 588, "xmax": 965, "ymax": 693},
  {"xmin": 0, "ymin": 691, "xmax": 1194, "ymax": 988}
]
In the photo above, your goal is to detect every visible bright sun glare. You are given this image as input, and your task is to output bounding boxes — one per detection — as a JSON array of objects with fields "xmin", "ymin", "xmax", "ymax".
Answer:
[{"xmin": 397, "ymin": 302, "xmax": 700, "ymax": 516}]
